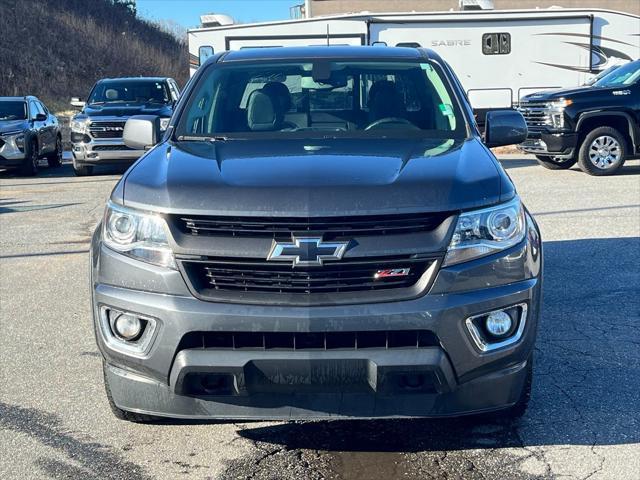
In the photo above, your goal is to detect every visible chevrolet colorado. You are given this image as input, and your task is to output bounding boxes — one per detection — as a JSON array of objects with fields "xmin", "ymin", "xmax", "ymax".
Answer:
[{"xmin": 92, "ymin": 46, "xmax": 541, "ymax": 422}]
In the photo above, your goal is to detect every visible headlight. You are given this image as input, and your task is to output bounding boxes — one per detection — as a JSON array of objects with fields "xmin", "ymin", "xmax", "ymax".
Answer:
[
  {"xmin": 444, "ymin": 197, "xmax": 526, "ymax": 266},
  {"xmin": 549, "ymin": 98, "xmax": 572, "ymax": 109},
  {"xmin": 547, "ymin": 98, "xmax": 572, "ymax": 129},
  {"xmin": 103, "ymin": 202, "xmax": 176, "ymax": 269},
  {"xmin": 159, "ymin": 117, "xmax": 170, "ymax": 131},
  {"xmin": 1, "ymin": 130, "xmax": 22, "ymax": 136},
  {"xmin": 70, "ymin": 117, "xmax": 90, "ymax": 134}
]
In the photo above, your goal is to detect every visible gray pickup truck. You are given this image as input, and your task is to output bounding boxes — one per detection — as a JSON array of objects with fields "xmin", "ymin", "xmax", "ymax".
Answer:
[
  {"xmin": 70, "ymin": 77, "xmax": 180, "ymax": 175},
  {"xmin": 92, "ymin": 46, "xmax": 541, "ymax": 422}
]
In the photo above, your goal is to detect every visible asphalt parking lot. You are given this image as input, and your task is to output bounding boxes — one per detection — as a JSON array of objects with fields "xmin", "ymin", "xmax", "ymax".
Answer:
[{"xmin": 0, "ymin": 155, "xmax": 638, "ymax": 480}]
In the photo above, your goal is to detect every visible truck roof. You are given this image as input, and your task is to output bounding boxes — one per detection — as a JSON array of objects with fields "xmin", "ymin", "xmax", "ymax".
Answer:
[
  {"xmin": 221, "ymin": 45, "xmax": 434, "ymax": 62},
  {"xmin": 0, "ymin": 96, "xmax": 38, "ymax": 101}
]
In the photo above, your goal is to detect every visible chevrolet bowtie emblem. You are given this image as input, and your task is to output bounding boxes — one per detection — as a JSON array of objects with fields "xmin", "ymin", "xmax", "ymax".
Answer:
[{"xmin": 267, "ymin": 236, "xmax": 349, "ymax": 267}]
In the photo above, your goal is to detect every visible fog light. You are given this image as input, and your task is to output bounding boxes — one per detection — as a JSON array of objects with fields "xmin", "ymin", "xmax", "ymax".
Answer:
[
  {"xmin": 485, "ymin": 311, "xmax": 513, "ymax": 337},
  {"xmin": 99, "ymin": 306, "xmax": 158, "ymax": 356},
  {"xmin": 111, "ymin": 312, "xmax": 142, "ymax": 340}
]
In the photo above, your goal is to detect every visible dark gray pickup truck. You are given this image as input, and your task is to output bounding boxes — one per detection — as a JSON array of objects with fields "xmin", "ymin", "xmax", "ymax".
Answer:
[{"xmin": 91, "ymin": 46, "xmax": 542, "ymax": 422}]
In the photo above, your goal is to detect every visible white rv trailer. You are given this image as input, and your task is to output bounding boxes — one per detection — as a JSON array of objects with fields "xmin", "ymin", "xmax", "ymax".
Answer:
[{"xmin": 187, "ymin": 8, "xmax": 640, "ymax": 112}]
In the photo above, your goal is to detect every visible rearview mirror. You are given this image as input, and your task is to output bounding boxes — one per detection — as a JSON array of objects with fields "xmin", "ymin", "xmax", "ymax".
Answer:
[
  {"xmin": 34, "ymin": 113, "xmax": 47, "ymax": 122},
  {"xmin": 484, "ymin": 110, "xmax": 528, "ymax": 148},
  {"xmin": 123, "ymin": 115, "xmax": 161, "ymax": 150},
  {"xmin": 70, "ymin": 97, "xmax": 86, "ymax": 109}
]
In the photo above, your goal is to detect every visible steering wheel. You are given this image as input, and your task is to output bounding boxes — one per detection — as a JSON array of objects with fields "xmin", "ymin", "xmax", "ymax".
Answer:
[{"xmin": 364, "ymin": 117, "xmax": 418, "ymax": 131}]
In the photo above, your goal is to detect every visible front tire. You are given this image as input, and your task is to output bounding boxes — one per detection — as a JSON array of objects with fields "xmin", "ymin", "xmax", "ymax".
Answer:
[
  {"xmin": 20, "ymin": 139, "xmax": 39, "ymax": 176},
  {"xmin": 535, "ymin": 155, "xmax": 576, "ymax": 170},
  {"xmin": 577, "ymin": 126, "xmax": 627, "ymax": 176},
  {"xmin": 103, "ymin": 363, "xmax": 162, "ymax": 423},
  {"xmin": 47, "ymin": 136, "xmax": 63, "ymax": 168},
  {"xmin": 72, "ymin": 160, "xmax": 94, "ymax": 176}
]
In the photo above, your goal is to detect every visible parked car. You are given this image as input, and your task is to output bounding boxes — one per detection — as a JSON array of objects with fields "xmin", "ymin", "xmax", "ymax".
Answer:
[
  {"xmin": 0, "ymin": 96, "xmax": 62, "ymax": 175},
  {"xmin": 92, "ymin": 46, "xmax": 541, "ymax": 422},
  {"xmin": 518, "ymin": 59, "xmax": 640, "ymax": 176},
  {"xmin": 69, "ymin": 77, "xmax": 180, "ymax": 176}
]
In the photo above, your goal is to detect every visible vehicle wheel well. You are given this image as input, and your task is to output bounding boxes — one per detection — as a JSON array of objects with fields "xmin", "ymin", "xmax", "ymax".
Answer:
[
  {"xmin": 28, "ymin": 134, "xmax": 39, "ymax": 154},
  {"xmin": 577, "ymin": 115, "xmax": 633, "ymax": 151}
]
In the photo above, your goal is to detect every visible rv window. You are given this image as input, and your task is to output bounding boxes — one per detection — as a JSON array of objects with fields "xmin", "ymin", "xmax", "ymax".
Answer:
[
  {"xmin": 482, "ymin": 33, "xmax": 511, "ymax": 55},
  {"xmin": 199, "ymin": 46, "xmax": 214, "ymax": 65},
  {"xmin": 396, "ymin": 42, "xmax": 422, "ymax": 48}
]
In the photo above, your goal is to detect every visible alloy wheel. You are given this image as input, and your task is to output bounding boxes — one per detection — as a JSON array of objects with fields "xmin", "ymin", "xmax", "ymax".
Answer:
[{"xmin": 588, "ymin": 135, "xmax": 621, "ymax": 170}]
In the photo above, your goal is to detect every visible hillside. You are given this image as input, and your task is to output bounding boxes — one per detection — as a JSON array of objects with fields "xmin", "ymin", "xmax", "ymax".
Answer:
[{"xmin": 0, "ymin": 0, "xmax": 188, "ymax": 111}]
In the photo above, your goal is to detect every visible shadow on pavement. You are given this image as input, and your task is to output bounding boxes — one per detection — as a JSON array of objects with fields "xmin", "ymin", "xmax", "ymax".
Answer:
[
  {"xmin": 0, "ymin": 402, "xmax": 153, "ymax": 480},
  {"xmin": 498, "ymin": 157, "xmax": 539, "ymax": 169},
  {"xmin": 0, "ymin": 160, "xmax": 128, "ymax": 184},
  {"xmin": 232, "ymin": 237, "xmax": 639, "ymax": 451},
  {"xmin": 499, "ymin": 156, "xmax": 640, "ymax": 175}
]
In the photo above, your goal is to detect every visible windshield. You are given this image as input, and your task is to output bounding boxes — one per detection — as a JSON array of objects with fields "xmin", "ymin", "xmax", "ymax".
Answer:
[
  {"xmin": 593, "ymin": 61, "xmax": 640, "ymax": 88},
  {"xmin": 88, "ymin": 80, "xmax": 170, "ymax": 105},
  {"xmin": 176, "ymin": 60, "xmax": 467, "ymax": 139},
  {"xmin": 0, "ymin": 101, "xmax": 27, "ymax": 120},
  {"xmin": 584, "ymin": 64, "xmax": 621, "ymax": 86}
]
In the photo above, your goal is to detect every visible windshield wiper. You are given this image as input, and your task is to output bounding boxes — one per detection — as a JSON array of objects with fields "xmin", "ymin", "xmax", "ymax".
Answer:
[{"xmin": 176, "ymin": 135, "xmax": 230, "ymax": 142}]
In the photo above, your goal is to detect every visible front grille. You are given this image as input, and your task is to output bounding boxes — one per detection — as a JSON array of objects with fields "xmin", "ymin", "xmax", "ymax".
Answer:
[
  {"xmin": 182, "ymin": 255, "xmax": 434, "ymax": 295},
  {"xmin": 517, "ymin": 101, "xmax": 551, "ymax": 133},
  {"xmin": 89, "ymin": 121, "xmax": 126, "ymax": 139},
  {"xmin": 92, "ymin": 145, "xmax": 133, "ymax": 151},
  {"xmin": 174, "ymin": 212, "xmax": 450, "ymax": 239},
  {"xmin": 178, "ymin": 329, "xmax": 440, "ymax": 351}
]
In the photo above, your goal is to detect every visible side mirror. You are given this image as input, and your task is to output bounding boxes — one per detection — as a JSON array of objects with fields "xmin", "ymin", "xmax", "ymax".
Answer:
[
  {"xmin": 484, "ymin": 110, "xmax": 528, "ymax": 148},
  {"xmin": 123, "ymin": 115, "xmax": 161, "ymax": 150},
  {"xmin": 34, "ymin": 113, "xmax": 47, "ymax": 122},
  {"xmin": 70, "ymin": 97, "xmax": 86, "ymax": 109}
]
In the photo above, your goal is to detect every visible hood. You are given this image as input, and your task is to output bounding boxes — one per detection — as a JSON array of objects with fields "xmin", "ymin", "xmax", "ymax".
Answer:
[
  {"xmin": 521, "ymin": 85, "xmax": 598, "ymax": 102},
  {"xmin": 118, "ymin": 137, "xmax": 512, "ymax": 216},
  {"xmin": 0, "ymin": 119, "xmax": 28, "ymax": 134},
  {"xmin": 81, "ymin": 102, "xmax": 173, "ymax": 118}
]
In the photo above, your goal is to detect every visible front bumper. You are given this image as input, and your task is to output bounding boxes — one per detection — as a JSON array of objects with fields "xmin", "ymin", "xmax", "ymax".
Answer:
[
  {"xmin": 72, "ymin": 138, "xmax": 144, "ymax": 165},
  {"xmin": 0, "ymin": 135, "xmax": 26, "ymax": 165},
  {"xmin": 518, "ymin": 131, "xmax": 578, "ymax": 158},
  {"xmin": 104, "ymin": 355, "xmax": 530, "ymax": 420},
  {"xmin": 92, "ymin": 219, "xmax": 542, "ymax": 419}
]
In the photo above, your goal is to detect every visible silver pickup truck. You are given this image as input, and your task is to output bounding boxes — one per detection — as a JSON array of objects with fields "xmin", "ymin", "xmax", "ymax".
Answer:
[{"xmin": 70, "ymin": 77, "xmax": 180, "ymax": 175}]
